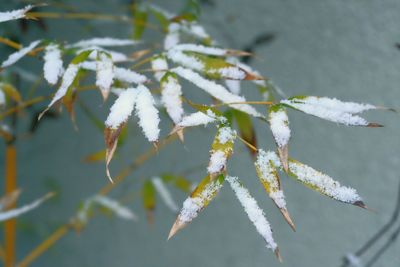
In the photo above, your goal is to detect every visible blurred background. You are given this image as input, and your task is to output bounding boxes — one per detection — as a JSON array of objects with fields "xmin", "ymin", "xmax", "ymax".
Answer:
[{"xmin": 0, "ymin": 0, "xmax": 400, "ymax": 266}]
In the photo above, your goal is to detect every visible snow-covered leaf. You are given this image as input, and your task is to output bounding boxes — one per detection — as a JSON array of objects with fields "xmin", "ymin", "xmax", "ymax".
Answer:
[
  {"xmin": 104, "ymin": 88, "xmax": 137, "ymax": 181},
  {"xmin": 171, "ymin": 44, "xmax": 250, "ymax": 56},
  {"xmin": 269, "ymin": 104, "xmax": 290, "ymax": 171},
  {"xmin": 168, "ymin": 174, "xmax": 224, "ymax": 239},
  {"xmin": 0, "ymin": 193, "xmax": 53, "ymax": 222},
  {"xmin": 164, "ymin": 23, "xmax": 180, "ymax": 50},
  {"xmin": 114, "ymin": 67, "xmax": 148, "ymax": 84},
  {"xmin": 172, "ymin": 67, "xmax": 263, "ymax": 118},
  {"xmin": 160, "ymin": 72, "xmax": 184, "ymax": 124},
  {"xmin": 226, "ymin": 176, "xmax": 281, "ymax": 260},
  {"xmin": 255, "ymin": 150, "xmax": 295, "ymax": 230},
  {"xmin": 168, "ymin": 50, "xmax": 262, "ymax": 80},
  {"xmin": 1, "ymin": 40, "xmax": 41, "ymax": 68},
  {"xmin": 40, "ymin": 50, "xmax": 92, "ymax": 119},
  {"xmin": 134, "ymin": 85, "xmax": 160, "ymax": 143},
  {"xmin": 281, "ymin": 96, "xmax": 381, "ymax": 127},
  {"xmin": 68, "ymin": 37, "xmax": 137, "ymax": 48},
  {"xmin": 96, "ymin": 51, "xmax": 114, "ymax": 101},
  {"xmin": 151, "ymin": 55, "xmax": 169, "ymax": 81},
  {"xmin": 0, "ymin": 5, "xmax": 35, "ymax": 23},
  {"xmin": 43, "ymin": 43, "xmax": 63, "ymax": 85},
  {"xmin": 207, "ymin": 126, "xmax": 236, "ymax": 178},
  {"xmin": 152, "ymin": 177, "xmax": 179, "ymax": 213}
]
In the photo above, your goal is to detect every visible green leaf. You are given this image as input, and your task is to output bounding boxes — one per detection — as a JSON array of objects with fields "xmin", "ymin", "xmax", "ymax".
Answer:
[
  {"xmin": 232, "ymin": 110, "xmax": 257, "ymax": 157},
  {"xmin": 71, "ymin": 50, "xmax": 92, "ymax": 65},
  {"xmin": 143, "ymin": 180, "xmax": 156, "ymax": 223},
  {"xmin": 132, "ymin": 6, "xmax": 148, "ymax": 40}
]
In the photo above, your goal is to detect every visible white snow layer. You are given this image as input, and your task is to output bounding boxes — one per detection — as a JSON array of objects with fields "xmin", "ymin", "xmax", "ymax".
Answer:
[
  {"xmin": 207, "ymin": 150, "xmax": 227, "ymax": 174},
  {"xmin": 225, "ymin": 79, "xmax": 241, "ymax": 95},
  {"xmin": 114, "ymin": 67, "xmax": 148, "ymax": 84},
  {"xmin": 172, "ymin": 67, "xmax": 263, "ymax": 118},
  {"xmin": 151, "ymin": 177, "xmax": 179, "ymax": 212},
  {"xmin": 0, "ymin": 5, "xmax": 33, "ymax": 23},
  {"xmin": 178, "ymin": 178, "xmax": 223, "ymax": 223},
  {"xmin": 164, "ymin": 23, "xmax": 180, "ymax": 50},
  {"xmin": 47, "ymin": 63, "xmax": 79, "ymax": 108},
  {"xmin": 105, "ymin": 88, "xmax": 137, "ymax": 129},
  {"xmin": 172, "ymin": 44, "xmax": 233, "ymax": 56},
  {"xmin": 269, "ymin": 108, "xmax": 290, "ymax": 148},
  {"xmin": 0, "ymin": 193, "xmax": 52, "ymax": 222},
  {"xmin": 281, "ymin": 96, "xmax": 376, "ymax": 126},
  {"xmin": 161, "ymin": 74, "xmax": 184, "ymax": 124},
  {"xmin": 69, "ymin": 37, "xmax": 137, "ymax": 48},
  {"xmin": 92, "ymin": 195, "xmax": 137, "ymax": 220},
  {"xmin": 1, "ymin": 40, "xmax": 41, "ymax": 68},
  {"xmin": 218, "ymin": 126, "xmax": 236, "ymax": 144},
  {"xmin": 96, "ymin": 52, "xmax": 114, "ymax": 98},
  {"xmin": 255, "ymin": 150, "xmax": 287, "ymax": 209},
  {"xmin": 151, "ymin": 56, "xmax": 169, "ymax": 81},
  {"xmin": 135, "ymin": 85, "xmax": 160, "ymax": 142},
  {"xmin": 43, "ymin": 44, "xmax": 63, "ymax": 85},
  {"xmin": 177, "ymin": 110, "xmax": 217, "ymax": 128},
  {"xmin": 226, "ymin": 176, "xmax": 277, "ymax": 251}
]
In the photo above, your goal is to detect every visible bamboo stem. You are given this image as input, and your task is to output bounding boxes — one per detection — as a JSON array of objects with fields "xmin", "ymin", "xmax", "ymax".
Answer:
[{"xmin": 4, "ymin": 146, "xmax": 17, "ymax": 267}]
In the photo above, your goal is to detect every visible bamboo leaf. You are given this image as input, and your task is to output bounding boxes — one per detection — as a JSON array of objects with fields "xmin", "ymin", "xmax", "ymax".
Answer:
[
  {"xmin": 132, "ymin": 5, "xmax": 148, "ymax": 40},
  {"xmin": 0, "ymin": 82, "xmax": 22, "ymax": 104},
  {"xmin": 268, "ymin": 104, "xmax": 290, "ymax": 171},
  {"xmin": 232, "ymin": 110, "xmax": 257, "ymax": 157},
  {"xmin": 168, "ymin": 174, "xmax": 224, "ymax": 239},
  {"xmin": 255, "ymin": 150, "xmax": 295, "ymax": 230}
]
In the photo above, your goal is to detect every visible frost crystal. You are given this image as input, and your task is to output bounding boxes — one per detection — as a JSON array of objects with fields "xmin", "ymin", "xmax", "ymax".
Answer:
[
  {"xmin": 152, "ymin": 177, "xmax": 179, "ymax": 212},
  {"xmin": 1, "ymin": 40, "xmax": 41, "ymax": 68},
  {"xmin": 0, "ymin": 5, "xmax": 33, "ymax": 23},
  {"xmin": 105, "ymin": 88, "xmax": 137, "ymax": 129},
  {"xmin": 161, "ymin": 75, "xmax": 184, "ymax": 124},
  {"xmin": 172, "ymin": 67, "xmax": 263, "ymax": 118},
  {"xmin": 43, "ymin": 44, "xmax": 63, "ymax": 85},
  {"xmin": 207, "ymin": 151, "xmax": 227, "ymax": 174},
  {"xmin": 269, "ymin": 107, "xmax": 290, "ymax": 147},
  {"xmin": 135, "ymin": 85, "xmax": 160, "ymax": 142},
  {"xmin": 227, "ymin": 176, "xmax": 277, "ymax": 251}
]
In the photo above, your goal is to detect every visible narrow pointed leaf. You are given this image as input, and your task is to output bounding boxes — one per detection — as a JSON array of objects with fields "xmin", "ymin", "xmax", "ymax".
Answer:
[
  {"xmin": 0, "ymin": 5, "xmax": 35, "ymax": 23},
  {"xmin": 43, "ymin": 43, "xmax": 63, "ymax": 85},
  {"xmin": 226, "ymin": 176, "xmax": 280, "ymax": 259},
  {"xmin": 1, "ymin": 40, "xmax": 41, "ymax": 68},
  {"xmin": 269, "ymin": 104, "xmax": 290, "ymax": 171},
  {"xmin": 255, "ymin": 150, "xmax": 295, "ymax": 230},
  {"xmin": 160, "ymin": 72, "xmax": 184, "ymax": 124},
  {"xmin": 135, "ymin": 85, "xmax": 160, "ymax": 142},
  {"xmin": 168, "ymin": 174, "xmax": 224, "ymax": 239},
  {"xmin": 132, "ymin": 6, "xmax": 148, "ymax": 40},
  {"xmin": 152, "ymin": 177, "xmax": 179, "ymax": 213},
  {"xmin": 0, "ymin": 82, "xmax": 22, "ymax": 103},
  {"xmin": 232, "ymin": 110, "xmax": 257, "ymax": 157},
  {"xmin": 96, "ymin": 51, "xmax": 114, "ymax": 101},
  {"xmin": 143, "ymin": 180, "xmax": 156, "ymax": 223}
]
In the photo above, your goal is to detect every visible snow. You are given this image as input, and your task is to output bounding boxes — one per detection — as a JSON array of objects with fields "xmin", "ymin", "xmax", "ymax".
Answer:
[
  {"xmin": 105, "ymin": 88, "xmax": 137, "ymax": 129},
  {"xmin": 181, "ymin": 23, "xmax": 211, "ymax": 40},
  {"xmin": 345, "ymin": 253, "xmax": 364, "ymax": 267},
  {"xmin": 218, "ymin": 126, "xmax": 236, "ymax": 144},
  {"xmin": 151, "ymin": 177, "xmax": 179, "ymax": 212},
  {"xmin": 1, "ymin": 40, "xmax": 41, "ymax": 68},
  {"xmin": 288, "ymin": 159, "xmax": 363, "ymax": 204},
  {"xmin": 135, "ymin": 85, "xmax": 160, "ymax": 142},
  {"xmin": 96, "ymin": 52, "xmax": 114, "ymax": 99},
  {"xmin": 167, "ymin": 49, "xmax": 204, "ymax": 71},
  {"xmin": 0, "ymin": 5, "xmax": 33, "ymax": 23},
  {"xmin": 161, "ymin": 74, "xmax": 184, "ymax": 124},
  {"xmin": 151, "ymin": 56, "xmax": 169, "ymax": 81},
  {"xmin": 164, "ymin": 23, "xmax": 180, "ymax": 50},
  {"xmin": 0, "ymin": 193, "xmax": 52, "ymax": 222},
  {"xmin": 281, "ymin": 97, "xmax": 375, "ymax": 126},
  {"xmin": 80, "ymin": 61, "xmax": 96, "ymax": 71},
  {"xmin": 207, "ymin": 151, "xmax": 227, "ymax": 174},
  {"xmin": 177, "ymin": 110, "xmax": 217, "ymax": 128},
  {"xmin": 172, "ymin": 44, "xmax": 233, "ymax": 56},
  {"xmin": 69, "ymin": 37, "xmax": 137, "ymax": 48},
  {"xmin": 178, "ymin": 178, "xmax": 223, "ymax": 223},
  {"xmin": 172, "ymin": 67, "xmax": 263, "ymax": 118},
  {"xmin": 269, "ymin": 107, "xmax": 290, "ymax": 148},
  {"xmin": 226, "ymin": 176, "xmax": 277, "ymax": 251},
  {"xmin": 114, "ymin": 67, "xmax": 148, "ymax": 84},
  {"xmin": 225, "ymin": 79, "xmax": 241, "ymax": 95},
  {"xmin": 255, "ymin": 150, "xmax": 287, "ymax": 209},
  {"xmin": 47, "ymin": 63, "xmax": 79, "ymax": 108},
  {"xmin": 43, "ymin": 44, "xmax": 63, "ymax": 85},
  {"xmin": 78, "ymin": 46, "xmax": 129, "ymax": 62}
]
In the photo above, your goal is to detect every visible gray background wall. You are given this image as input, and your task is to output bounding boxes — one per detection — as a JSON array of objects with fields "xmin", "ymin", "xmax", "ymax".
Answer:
[{"xmin": 0, "ymin": 0, "xmax": 399, "ymax": 266}]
